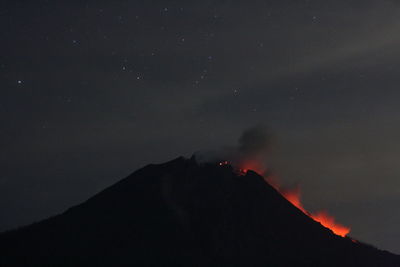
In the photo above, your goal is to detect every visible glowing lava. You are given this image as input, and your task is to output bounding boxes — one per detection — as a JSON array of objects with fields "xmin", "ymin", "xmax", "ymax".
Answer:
[
  {"xmin": 218, "ymin": 160, "xmax": 351, "ymax": 237},
  {"xmin": 281, "ymin": 188, "xmax": 306, "ymax": 213},
  {"xmin": 279, "ymin": 187, "xmax": 350, "ymax": 237},
  {"xmin": 311, "ymin": 211, "xmax": 350, "ymax": 238}
]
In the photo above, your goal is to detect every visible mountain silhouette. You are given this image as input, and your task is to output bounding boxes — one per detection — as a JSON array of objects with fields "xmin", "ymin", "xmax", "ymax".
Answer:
[{"xmin": 0, "ymin": 156, "xmax": 399, "ymax": 266}]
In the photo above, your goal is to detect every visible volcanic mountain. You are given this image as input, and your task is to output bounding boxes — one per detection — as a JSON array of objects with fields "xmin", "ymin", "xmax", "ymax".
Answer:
[{"xmin": 0, "ymin": 157, "xmax": 399, "ymax": 266}]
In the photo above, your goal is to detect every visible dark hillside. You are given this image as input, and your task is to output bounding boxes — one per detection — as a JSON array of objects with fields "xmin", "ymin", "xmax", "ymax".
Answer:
[{"xmin": 1, "ymin": 157, "xmax": 399, "ymax": 266}]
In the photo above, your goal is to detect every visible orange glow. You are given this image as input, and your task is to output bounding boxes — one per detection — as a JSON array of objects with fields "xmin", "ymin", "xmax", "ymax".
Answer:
[
  {"xmin": 218, "ymin": 160, "xmax": 351, "ymax": 237},
  {"xmin": 310, "ymin": 211, "xmax": 350, "ymax": 237},
  {"xmin": 281, "ymin": 188, "xmax": 306, "ymax": 213},
  {"xmin": 269, "ymin": 178, "xmax": 350, "ymax": 237},
  {"xmin": 270, "ymin": 178, "xmax": 350, "ymax": 237},
  {"xmin": 237, "ymin": 160, "xmax": 266, "ymax": 176},
  {"xmin": 281, "ymin": 187, "xmax": 350, "ymax": 236}
]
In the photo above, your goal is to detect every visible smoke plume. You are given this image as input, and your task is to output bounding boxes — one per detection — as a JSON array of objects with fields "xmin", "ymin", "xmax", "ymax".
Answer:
[
  {"xmin": 195, "ymin": 125, "xmax": 271, "ymax": 174},
  {"xmin": 195, "ymin": 125, "xmax": 351, "ymax": 237}
]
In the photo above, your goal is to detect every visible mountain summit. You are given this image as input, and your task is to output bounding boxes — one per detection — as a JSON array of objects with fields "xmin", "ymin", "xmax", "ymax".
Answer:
[{"xmin": 1, "ymin": 157, "xmax": 399, "ymax": 266}]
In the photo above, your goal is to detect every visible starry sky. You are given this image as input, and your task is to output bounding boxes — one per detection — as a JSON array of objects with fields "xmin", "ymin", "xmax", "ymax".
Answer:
[{"xmin": 1, "ymin": 0, "xmax": 400, "ymax": 253}]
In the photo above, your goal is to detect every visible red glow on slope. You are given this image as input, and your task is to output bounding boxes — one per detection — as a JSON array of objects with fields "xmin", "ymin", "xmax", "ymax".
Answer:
[
  {"xmin": 311, "ymin": 211, "xmax": 350, "ymax": 238},
  {"xmin": 237, "ymin": 160, "xmax": 266, "ymax": 176},
  {"xmin": 279, "ymin": 187, "xmax": 350, "ymax": 237},
  {"xmin": 281, "ymin": 188, "xmax": 306, "ymax": 213},
  {"xmin": 218, "ymin": 160, "xmax": 351, "ymax": 237}
]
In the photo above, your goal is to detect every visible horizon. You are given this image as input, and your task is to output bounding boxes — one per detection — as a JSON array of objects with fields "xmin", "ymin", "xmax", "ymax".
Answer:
[{"xmin": 1, "ymin": 1, "xmax": 400, "ymax": 255}]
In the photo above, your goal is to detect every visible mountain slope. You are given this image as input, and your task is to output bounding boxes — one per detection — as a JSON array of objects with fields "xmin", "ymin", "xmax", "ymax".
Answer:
[{"xmin": 0, "ymin": 157, "xmax": 399, "ymax": 266}]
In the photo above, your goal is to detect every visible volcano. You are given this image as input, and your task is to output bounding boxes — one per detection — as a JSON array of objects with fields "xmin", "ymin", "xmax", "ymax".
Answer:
[{"xmin": 0, "ymin": 157, "xmax": 399, "ymax": 266}]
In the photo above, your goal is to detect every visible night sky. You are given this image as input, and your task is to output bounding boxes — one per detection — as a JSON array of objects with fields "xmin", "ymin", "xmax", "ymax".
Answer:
[{"xmin": 1, "ymin": 1, "xmax": 400, "ymax": 254}]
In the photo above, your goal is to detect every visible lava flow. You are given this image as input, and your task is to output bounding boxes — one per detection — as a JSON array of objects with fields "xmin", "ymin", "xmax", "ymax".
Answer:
[
  {"xmin": 278, "ymin": 187, "xmax": 350, "ymax": 237},
  {"xmin": 219, "ymin": 160, "xmax": 351, "ymax": 237}
]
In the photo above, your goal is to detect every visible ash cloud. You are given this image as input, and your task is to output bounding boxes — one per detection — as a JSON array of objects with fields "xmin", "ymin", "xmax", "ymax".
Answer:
[
  {"xmin": 195, "ymin": 125, "xmax": 272, "ymax": 173},
  {"xmin": 238, "ymin": 125, "xmax": 271, "ymax": 158}
]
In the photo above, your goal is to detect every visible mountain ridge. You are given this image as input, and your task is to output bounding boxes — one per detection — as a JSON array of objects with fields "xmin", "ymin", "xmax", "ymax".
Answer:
[{"xmin": 0, "ymin": 156, "xmax": 399, "ymax": 266}]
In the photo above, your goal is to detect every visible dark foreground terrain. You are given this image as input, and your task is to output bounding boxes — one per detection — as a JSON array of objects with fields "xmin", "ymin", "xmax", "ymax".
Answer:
[{"xmin": 1, "ymin": 157, "xmax": 399, "ymax": 266}]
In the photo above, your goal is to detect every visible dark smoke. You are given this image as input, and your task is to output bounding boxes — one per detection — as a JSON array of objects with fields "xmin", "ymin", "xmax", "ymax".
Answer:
[
  {"xmin": 195, "ymin": 125, "xmax": 272, "ymax": 172},
  {"xmin": 238, "ymin": 125, "xmax": 271, "ymax": 157}
]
